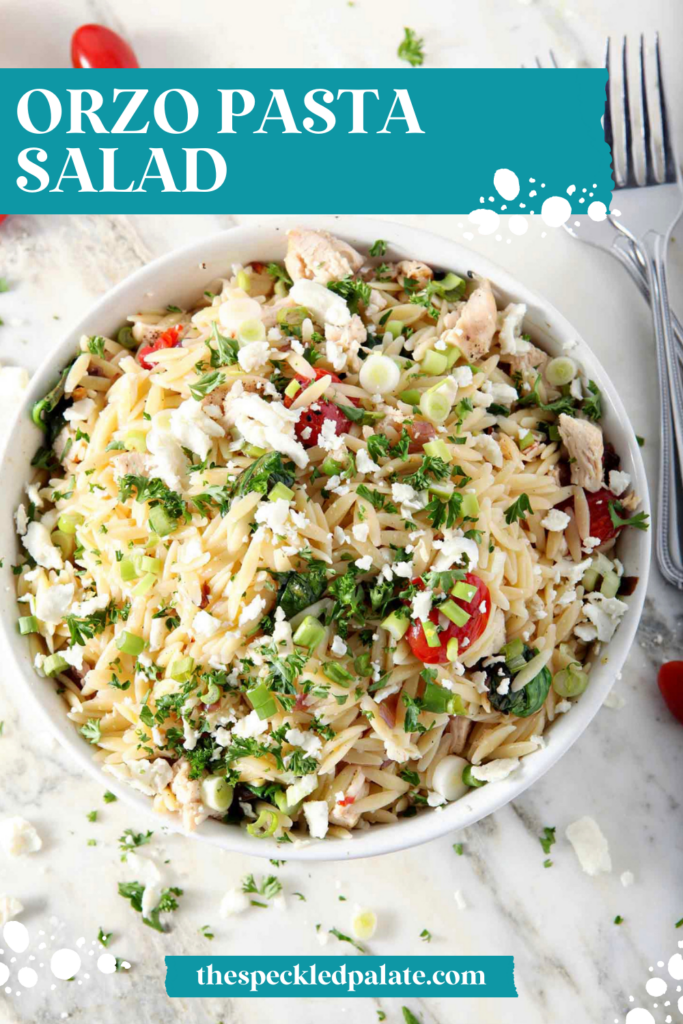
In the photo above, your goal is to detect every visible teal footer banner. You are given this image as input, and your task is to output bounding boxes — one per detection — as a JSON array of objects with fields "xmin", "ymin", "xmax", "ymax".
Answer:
[{"xmin": 164, "ymin": 955, "xmax": 517, "ymax": 998}]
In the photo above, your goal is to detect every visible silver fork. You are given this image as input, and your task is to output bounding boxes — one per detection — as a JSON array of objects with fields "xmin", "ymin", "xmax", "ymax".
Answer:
[
  {"xmin": 607, "ymin": 35, "xmax": 683, "ymax": 589},
  {"xmin": 534, "ymin": 47, "xmax": 683, "ymax": 358}
]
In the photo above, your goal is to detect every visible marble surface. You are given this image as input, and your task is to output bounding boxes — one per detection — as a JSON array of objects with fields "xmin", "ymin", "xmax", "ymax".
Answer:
[{"xmin": 0, "ymin": 1, "xmax": 683, "ymax": 1022}]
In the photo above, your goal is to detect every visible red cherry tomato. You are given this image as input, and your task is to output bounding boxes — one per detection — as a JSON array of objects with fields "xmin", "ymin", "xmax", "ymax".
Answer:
[
  {"xmin": 138, "ymin": 325, "xmax": 183, "ymax": 370},
  {"xmin": 71, "ymin": 24, "xmax": 140, "ymax": 69},
  {"xmin": 283, "ymin": 367, "xmax": 343, "ymax": 408},
  {"xmin": 405, "ymin": 572, "xmax": 491, "ymax": 665},
  {"xmin": 0, "ymin": 216, "xmax": 7, "ymax": 225},
  {"xmin": 658, "ymin": 661, "xmax": 683, "ymax": 725},
  {"xmin": 584, "ymin": 488, "xmax": 621, "ymax": 544},
  {"xmin": 296, "ymin": 401, "xmax": 352, "ymax": 448}
]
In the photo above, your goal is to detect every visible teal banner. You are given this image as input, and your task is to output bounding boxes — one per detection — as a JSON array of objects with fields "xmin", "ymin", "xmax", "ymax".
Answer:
[
  {"xmin": 0, "ymin": 69, "xmax": 610, "ymax": 213},
  {"xmin": 164, "ymin": 955, "xmax": 517, "ymax": 998}
]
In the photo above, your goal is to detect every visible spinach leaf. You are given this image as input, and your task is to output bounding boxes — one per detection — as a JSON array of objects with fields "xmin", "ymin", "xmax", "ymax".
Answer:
[
  {"xmin": 485, "ymin": 648, "xmax": 551, "ymax": 718},
  {"xmin": 31, "ymin": 362, "xmax": 75, "ymax": 446},
  {"xmin": 270, "ymin": 564, "xmax": 328, "ymax": 619},
  {"xmin": 230, "ymin": 452, "xmax": 295, "ymax": 500}
]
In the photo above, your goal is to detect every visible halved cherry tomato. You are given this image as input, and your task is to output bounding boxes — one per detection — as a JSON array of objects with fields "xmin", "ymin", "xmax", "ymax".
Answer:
[
  {"xmin": 283, "ymin": 367, "xmax": 344, "ymax": 408},
  {"xmin": 658, "ymin": 661, "xmax": 683, "ymax": 725},
  {"xmin": 405, "ymin": 572, "xmax": 491, "ymax": 665},
  {"xmin": 138, "ymin": 325, "xmax": 183, "ymax": 370},
  {"xmin": 559, "ymin": 487, "xmax": 621, "ymax": 546},
  {"xmin": 284, "ymin": 367, "xmax": 359, "ymax": 448},
  {"xmin": 71, "ymin": 25, "xmax": 140, "ymax": 69}
]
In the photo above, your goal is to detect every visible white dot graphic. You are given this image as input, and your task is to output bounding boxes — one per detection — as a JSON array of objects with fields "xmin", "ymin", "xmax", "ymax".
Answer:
[
  {"xmin": 588, "ymin": 201, "xmax": 608, "ymax": 222},
  {"xmin": 646, "ymin": 978, "xmax": 667, "ymax": 997},
  {"xmin": 0, "ymin": 963, "xmax": 9, "ymax": 986},
  {"xmin": 541, "ymin": 196, "xmax": 572, "ymax": 227},
  {"xmin": 17, "ymin": 967, "xmax": 38, "ymax": 989},
  {"xmin": 493, "ymin": 169, "xmax": 520, "ymax": 201},
  {"xmin": 97, "ymin": 953, "xmax": 117, "ymax": 975},
  {"xmin": 468, "ymin": 209, "xmax": 500, "ymax": 235},
  {"xmin": 668, "ymin": 954, "xmax": 683, "ymax": 980},
  {"xmin": 567, "ymin": 184, "xmax": 576, "ymax": 195},
  {"xmin": 3, "ymin": 922, "xmax": 29, "ymax": 954},
  {"xmin": 678, "ymin": 996, "xmax": 683, "ymax": 1013},
  {"xmin": 509, "ymin": 215, "xmax": 528, "ymax": 236},
  {"xmin": 51, "ymin": 948, "xmax": 81, "ymax": 981},
  {"xmin": 625, "ymin": 1010, "xmax": 655, "ymax": 1024}
]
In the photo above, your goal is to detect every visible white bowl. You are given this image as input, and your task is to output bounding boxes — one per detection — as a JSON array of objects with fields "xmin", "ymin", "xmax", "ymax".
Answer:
[{"xmin": 0, "ymin": 217, "xmax": 650, "ymax": 861}]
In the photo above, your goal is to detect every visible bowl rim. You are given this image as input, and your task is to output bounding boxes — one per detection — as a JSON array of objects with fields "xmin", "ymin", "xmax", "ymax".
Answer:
[{"xmin": 0, "ymin": 215, "xmax": 651, "ymax": 861}]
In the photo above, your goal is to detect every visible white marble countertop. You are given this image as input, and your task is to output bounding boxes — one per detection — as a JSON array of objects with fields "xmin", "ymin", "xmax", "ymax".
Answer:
[{"xmin": 1, "ymin": 2, "xmax": 683, "ymax": 1023}]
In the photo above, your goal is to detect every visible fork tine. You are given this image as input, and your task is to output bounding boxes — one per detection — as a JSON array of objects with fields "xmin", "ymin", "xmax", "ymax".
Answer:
[
  {"xmin": 603, "ymin": 38, "xmax": 617, "ymax": 187},
  {"xmin": 549, "ymin": 50, "xmax": 559, "ymax": 68},
  {"xmin": 655, "ymin": 33, "xmax": 676, "ymax": 183},
  {"xmin": 534, "ymin": 56, "xmax": 543, "ymax": 69},
  {"xmin": 639, "ymin": 35, "xmax": 656, "ymax": 184},
  {"xmin": 622, "ymin": 37, "xmax": 637, "ymax": 187}
]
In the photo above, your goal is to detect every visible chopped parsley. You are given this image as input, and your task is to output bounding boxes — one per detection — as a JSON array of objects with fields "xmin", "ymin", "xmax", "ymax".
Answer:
[
  {"xmin": 103, "ymin": 791, "xmax": 117, "ymax": 803},
  {"xmin": 398, "ymin": 27, "xmax": 425, "ymax": 67},
  {"xmin": 539, "ymin": 826, "xmax": 556, "ymax": 855},
  {"xmin": 329, "ymin": 926, "xmax": 366, "ymax": 954},
  {"xmin": 419, "ymin": 928, "xmax": 432, "ymax": 942},
  {"xmin": 118, "ymin": 881, "xmax": 183, "ymax": 932},
  {"xmin": 608, "ymin": 501, "xmax": 649, "ymax": 532},
  {"xmin": 327, "ymin": 276, "xmax": 371, "ymax": 315},
  {"xmin": 505, "ymin": 493, "xmax": 533, "ymax": 525},
  {"xmin": 189, "ymin": 369, "xmax": 226, "ymax": 401},
  {"xmin": 87, "ymin": 336, "xmax": 106, "ymax": 358},
  {"xmin": 369, "ymin": 239, "xmax": 388, "ymax": 257},
  {"xmin": 97, "ymin": 927, "xmax": 112, "ymax": 947},
  {"xmin": 80, "ymin": 719, "xmax": 102, "ymax": 745}
]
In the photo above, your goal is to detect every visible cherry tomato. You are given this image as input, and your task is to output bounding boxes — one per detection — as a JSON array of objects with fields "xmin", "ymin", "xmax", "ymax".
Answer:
[
  {"xmin": 0, "ymin": 216, "xmax": 7, "ymax": 225},
  {"xmin": 71, "ymin": 24, "xmax": 140, "ymax": 69},
  {"xmin": 560, "ymin": 487, "xmax": 621, "ymax": 546},
  {"xmin": 405, "ymin": 572, "xmax": 491, "ymax": 665},
  {"xmin": 138, "ymin": 325, "xmax": 183, "ymax": 370},
  {"xmin": 658, "ymin": 661, "xmax": 683, "ymax": 725},
  {"xmin": 283, "ymin": 367, "xmax": 343, "ymax": 408},
  {"xmin": 296, "ymin": 401, "xmax": 352, "ymax": 448}
]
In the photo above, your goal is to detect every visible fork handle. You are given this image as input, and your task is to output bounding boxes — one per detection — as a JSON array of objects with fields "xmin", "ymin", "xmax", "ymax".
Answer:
[
  {"xmin": 612, "ymin": 242, "xmax": 683, "ymax": 359},
  {"xmin": 641, "ymin": 231, "xmax": 683, "ymax": 588}
]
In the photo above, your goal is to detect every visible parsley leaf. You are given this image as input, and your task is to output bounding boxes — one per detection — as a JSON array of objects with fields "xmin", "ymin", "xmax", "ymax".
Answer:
[
  {"xmin": 327, "ymin": 276, "xmax": 371, "ymax": 315},
  {"xmin": 504, "ymin": 493, "xmax": 533, "ymax": 525},
  {"xmin": 608, "ymin": 500, "xmax": 649, "ymax": 532},
  {"xmin": 80, "ymin": 719, "xmax": 102, "ymax": 744},
  {"xmin": 266, "ymin": 263, "xmax": 292, "ymax": 287},
  {"xmin": 398, "ymin": 27, "xmax": 425, "ymax": 67},
  {"xmin": 369, "ymin": 239, "xmax": 387, "ymax": 257},
  {"xmin": 582, "ymin": 380, "xmax": 602, "ymax": 421},
  {"xmin": 539, "ymin": 826, "xmax": 556, "ymax": 855},
  {"xmin": 118, "ymin": 881, "xmax": 183, "ymax": 932},
  {"xmin": 208, "ymin": 322, "xmax": 239, "ymax": 368},
  {"xmin": 189, "ymin": 370, "xmax": 226, "ymax": 401},
  {"xmin": 87, "ymin": 336, "xmax": 106, "ymax": 358}
]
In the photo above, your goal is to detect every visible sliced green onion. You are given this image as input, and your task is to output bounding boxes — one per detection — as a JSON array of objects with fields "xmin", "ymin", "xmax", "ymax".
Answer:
[
  {"xmin": 124, "ymin": 430, "xmax": 147, "ymax": 453},
  {"xmin": 462, "ymin": 764, "xmax": 486, "ymax": 788},
  {"xmin": 268, "ymin": 482, "xmax": 294, "ymax": 503},
  {"xmin": 451, "ymin": 580, "xmax": 477, "ymax": 602},
  {"xmin": 247, "ymin": 682, "xmax": 278, "ymax": 720},
  {"xmin": 119, "ymin": 556, "xmax": 139, "ymax": 582},
  {"xmin": 422, "ymin": 618, "xmax": 442, "ymax": 648},
  {"xmin": 148, "ymin": 505, "xmax": 177, "ymax": 537},
  {"xmin": 398, "ymin": 389, "xmax": 421, "ymax": 406},
  {"xmin": 420, "ymin": 350, "xmax": 448, "ymax": 376},
  {"xmin": 354, "ymin": 653, "xmax": 372, "ymax": 677},
  {"xmin": 140, "ymin": 555, "xmax": 162, "ymax": 575},
  {"xmin": 170, "ymin": 656, "xmax": 194, "ymax": 682},
  {"xmin": 18, "ymin": 615, "xmax": 39, "ymax": 635},
  {"xmin": 423, "ymin": 438, "xmax": 452, "ymax": 462},
  {"xmin": 237, "ymin": 318, "xmax": 266, "ymax": 346},
  {"xmin": 548, "ymin": 424, "xmax": 561, "ymax": 441},
  {"xmin": 243, "ymin": 443, "xmax": 267, "ymax": 459},
  {"xmin": 116, "ymin": 631, "xmax": 145, "ymax": 657},
  {"xmin": 460, "ymin": 493, "xmax": 480, "ymax": 519},
  {"xmin": 518, "ymin": 431, "xmax": 535, "ymax": 452},
  {"xmin": 284, "ymin": 379, "xmax": 301, "ymax": 400},
  {"xmin": 57, "ymin": 513, "xmax": 84, "ymax": 535},
  {"xmin": 428, "ymin": 481, "xmax": 455, "ymax": 500},
  {"xmin": 50, "ymin": 530, "xmax": 74, "ymax": 560},
  {"xmin": 358, "ymin": 353, "xmax": 401, "ymax": 395},
  {"xmin": 552, "ymin": 663, "xmax": 589, "ymax": 698},
  {"xmin": 381, "ymin": 609, "xmax": 409, "ymax": 641},
  {"xmin": 423, "ymin": 680, "xmax": 465, "ymax": 715},
  {"xmin": 545, "ymin": 357, "xmax": 577, "ymax": 387},
  {"xmin": 322, "ymin": 457, "xmax": 343, "ymax": 476},
  {"xmin": 246, "ymin": 808, "xmax": 279, "ymax": 839},
  {"xmin": 501, "ymin": 638, "xmax": 524, "ymax": 662},
  {"xmin": 444, "ymin": 345, "xmax": 462, "ymax": 369},
  {"xmin": 581, "ymin": 565, "xmax": 601, "ymax": 593},
  {"xmin": 43, "ymin": 653, "xmax": 68, "ymax": 677},
  {"xmin": 236, "ymin": 270, "xmax": 251, "ymax": 293},
  {"xmin": 277, "ymin": 305, "xmax": 309, "ymax": 331},
  {"xmin": 385, "ymin": 319, "xmax": 405, "ymax": 340},
  {"xmin": 132, "ymin": 573, "xmax": 156, "ymax": 597},
  {"xmin": 446, "ymin": 637, "xmax": 460, "ymax": 662},
  {"xmin": 117, "ymin": 325, "xmax": 137, "ymax": 349},
  {"xmin": 600, "ymin": 570, "xmax": 621, "ymax": 599},
  {"xmin": 274, "ymin": 280, "xmax": 289, "ymax": 298},
  {"xmin": 439, "ymin": 600, "xmax": 471, "ymax": 628},
  {"xmin": 322, "ymin": 663, "xmax": 354, "ymax": 687},
  {"xmin": 200, "ymin": 776, "xmax": 234, "ymax": 812},
  {"xmin": 292, "ymin": 615, "xmax": 325, "ymax": 651},
  {"xmin": 419, "ymin": 381, "xmax": 454, "ymax": 424}
]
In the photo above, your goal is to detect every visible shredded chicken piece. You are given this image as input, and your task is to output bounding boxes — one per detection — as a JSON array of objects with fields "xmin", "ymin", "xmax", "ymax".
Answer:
[
  {"xmin": 558, "ymin": 414, "xmax": 604, "ymax": 493},
  {"xmin": 171, "ymin": 760, "xmax": 209, "ymax": 832},
  {"xmin": 324, "ymin": 314, "xmax": 367, "ymax": 372},
  {"xmin": 449, "ymin": 717, "xmax": 472, "ymax": 756},
  {"xmin": 284, "ymin": 228, "xmax": 364, "ymax": 285},
  {"xmin": 112, "ymin": 451, "xmax": 153, "ymax": 480},
  {"xmin": 396, "ymin": 260, "xmax": 433, "ymax": 286},
  {"xmin": 453, "ymin": 279, "xmax": 498, "ymax": 361},
  {"xmin": 502, "ymin": 342, "xmax": 549, "ymax": 377}
]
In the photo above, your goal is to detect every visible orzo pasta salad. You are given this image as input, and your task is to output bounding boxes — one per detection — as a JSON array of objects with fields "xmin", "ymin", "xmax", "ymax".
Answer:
[{"xmin": 14, "ymin": 227, "xmax": 648, "ymax": 842}]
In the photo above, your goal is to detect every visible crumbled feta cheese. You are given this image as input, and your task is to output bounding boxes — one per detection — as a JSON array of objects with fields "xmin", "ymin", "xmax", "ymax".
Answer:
[
  {"xmin": 285, "ymin": 727, "xmax": 322, "ymax": 759},
  {"xmin": 470, "ymin": 758, "xmax": 519, "ymax": 783},
  {"xmin": 432, "ymin": 529, "xmax": 479, "ymax": 572},
  {"xmin": 392, "ymin": 560, "xmax": 413, "ymax": 578},
  {"xmin": 35, "ymin": 583, "xmax": 74, "ymax": 626},
  {"xmin": 555, "ymin": 699, "xmax": 572, "ymax": 714},
  {"xmin": 193, "ymin": 610, "xmax": 222, "ymax": 639},
  {"xmin": 239, "ymin": 595, "xmax": 266, "ymax": 627},
  {"xmin": 472, "ymin": 433, "xmax": 503, "ymax": 468},
  {"xmin": 453, "ymin": 890, "xmax": 468, "ymax": 910},
  {"xmin": 232, "ymin": 710, "xmax": 269, "ymax": 739},
  {"xmin": 127, "ymin": 758, "xmax": 173, "ymax": 796},
  {"xmin": 496, "ymin": 676, "xmax": 511, "ymax": 696},
  {"xmin": 146, "ymin": 418, "xmax": 189, "ymax": 491},
  {"xmin": 583, "ymin": 536, "xmax": 601, "ymax": 553},
  {"xmin": 391, "ymin": 482, "xmax": 423, "ymax": 510},
  {"xmin": 22, "ymin": 521, "xmax": 63, "ymax": 571},
  {"xmin": 237, "ymin": 340, "xmax": 270, "ymax": 374},
  {"xmin": 224, "ymin": 390, "xmax": 308, "ymax": 468},
  {"xmin": 411, "ymin": 588, "xmax": 433, "ymax": 623},
  {"xmin": 170, "ymin": 398, "xmax": 225, "ymax": 462},
  {"xmin": 497, "ymin": 303, "xmax": 530, "ymax": 355},
  {"xmin": 254, "ymin": 497, "xmax": 291, "ymax": 535},
  {"xmin": 609, "ymin": 470, "xmax": 631, "ymax": 496},
  {"xmin": 569, "ymin": 377, "xmax": 583, "ymax": 401},
  {"xmin": 220, "ymin": 888, "xmax": 251, "ymax": 918},
  {"xmin": 355, "ymin": 555, "xmax": 373, "ymax": 571},
  {"xmin": 427, "ymin": 791, "xmax": 447, "ymax": 807},
  {"xmin": 582, "ymin": 593, "xmax": 628, "ymax": 642},
  {"xmin": 541, "ymin": 509, "xmax": 571, "ymax": 532},
  {"xmin": 565, "ymin": 816, "xmax": 612, "ymax": 876},
  {"xmin": 620, "ymin": 870, "xmax": 634, "ymax": 888},
  {"xmin": 331, "ymin": 634, "xmax": 348, "ymax": 656},
  {"xmin": 356, "ymin": 448, "xmax": 380, "ymax": 474},
  {"xmin": 14, "ymin": 504, "xmax": 28, "ymax": 537},
  {"xmin": 482, "ymin": 380, "xmax": 518, "ymax": 406},
  {"xmin": 303, "ymin": 800, "xmax": 329, "ymax": 839},
  {"xmin": 450, "ymin": 365, "xmax": 474, "ymax": 389},
  {"xmin": 289, "ymin": 279, "xmax": 350, "ymax": 328},
  {"xmin": 318, "ymin": 418, "xmax": 345, "ymax": 453},
  {"xmin": 352, "ymin": 522, "xmax": 369, "ymax": 543},
  {"xmin": 0, "ymin": 817, "xmax": 42, "ymax": 856},
  {"xmin": 64, "ymin": 397, "xmax": 96, "ymax": 422},
  {"xmin": 574, "ymin": 622, "xmax": 598, "ymax": 643},
  {"xmin": 603, "ymin": 687, "xmax": 626, "ymax": 710}
]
